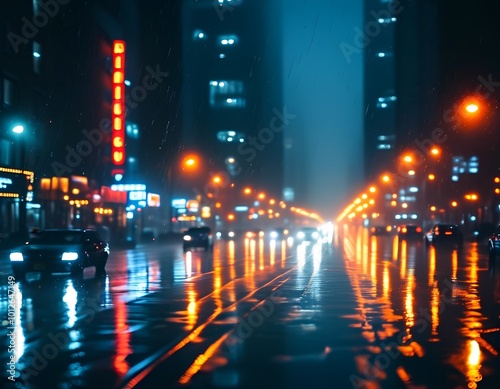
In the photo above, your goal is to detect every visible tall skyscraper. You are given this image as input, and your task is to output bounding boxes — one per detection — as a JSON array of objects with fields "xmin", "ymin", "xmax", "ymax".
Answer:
[
  {"xmin": 180, "ymin": 0, "xmax": 284, "ymax": 201},
  {"xmin": 363, "ymin": 0, "xmax": 399, "ymax": 179}
]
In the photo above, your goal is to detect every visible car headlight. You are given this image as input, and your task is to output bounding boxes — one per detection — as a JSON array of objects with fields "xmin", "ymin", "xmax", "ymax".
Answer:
[
  {"xmin": 270, "ymin": 231, "xmax": 278, "ymax": 239},
  {"xmin": 297, "ymin": 231, "xmax": 305, "ymax": 239},
  {"xmin": 228, "ymin": 231, "xmax": 235, "ymax": 238},
  {"xmin": 62, "ymin": 252, "xmax": 79, "ymax": 261},
  {"xmin": 312, "ymin": 232, "xmax": 319, "ymax": 239},
  {"xmin": 183, "ymin": 235, "xmax": 192, "ymax": 241},
  {"xmin": 10, "ymin": 252, "xmax": 24, "ymax": 262}
]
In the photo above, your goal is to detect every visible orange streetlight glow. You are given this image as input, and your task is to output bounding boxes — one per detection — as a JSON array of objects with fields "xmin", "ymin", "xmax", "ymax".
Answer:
[
  {"xmin": 465, "ymin": 103, "xmax": 479, "ymax": 113},
  {"xmin": 182, "ymin": 154, "xmax": 201, "ymax": 172},
  {"xmin": 430, "ymin": 147, "xmax": 440, "ymax": 156}
]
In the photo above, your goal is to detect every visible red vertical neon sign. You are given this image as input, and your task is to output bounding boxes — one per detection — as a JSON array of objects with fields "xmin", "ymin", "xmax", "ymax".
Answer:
[{"xmin": 112, "ymin": 40, "xmax": 126, "ymax": 167}]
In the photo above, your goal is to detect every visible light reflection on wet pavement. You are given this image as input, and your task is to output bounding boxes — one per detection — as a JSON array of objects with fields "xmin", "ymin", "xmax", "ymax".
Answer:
[{"xmin": 0, "ymin": 227, "xmax": 498, "ymax": 388}]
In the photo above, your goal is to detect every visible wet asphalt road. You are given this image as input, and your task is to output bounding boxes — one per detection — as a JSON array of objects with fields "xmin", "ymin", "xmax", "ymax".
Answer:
[{"xmin": 1, "ymin": 226, "xmax": 499, "ymax": 389}]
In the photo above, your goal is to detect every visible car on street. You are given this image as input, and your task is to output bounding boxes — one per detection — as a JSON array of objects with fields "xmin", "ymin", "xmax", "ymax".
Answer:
[
  {"xmin": 425, "ymin": 224, "xmax": 463, "ymax": 247},
  {"xmin": 397, "ymin": 224, "xmax": 423, "ymax": 240},
  {"xmin": 487, "ymin": 224, "xmax": 500, "ymax": 262},
  {"xmin": 183, "ymin": 226, "xmax": 213, "ymax": 251},
  {"xmin": 9, "ymin": 229, "xmax": 109, "ymax": 279},
  {"xmin": 268, "ymin": 227, "xmax": 290, "ymax": 240},
  {"xmin": 370, "ymin": 225, "xmax": 393, "ymax": 236},
  {"xmin": 244, "ymin": 229, "xmax": 265, "ymax": 239},
  {"xmin": 295, "ymin": 227, "xmax": 321, "ymax": 243}
]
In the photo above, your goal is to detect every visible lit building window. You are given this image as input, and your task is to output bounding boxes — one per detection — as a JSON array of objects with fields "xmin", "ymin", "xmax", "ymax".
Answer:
[
  {"xmin": 2, "ymin": 78, "xmax": 13, "ymax": 107},
  {"xmin": 377, "ymin": 17, "xmax": 397, "ymax": 23},
  {"xmin": 209, "ymin": 80, "xmax": 246, "ymax": 108},
  {"xmin": 376, "ymin": 134, "xmax": 394, "ymax": 150},
  {"xmin": 218, "ymin": 34, "xmax": 239, "ymax": 46},
  {"xmin": 376, "ymin": 52, "xmax": 393, "ymax": 58},
  {"xmin": 192, "ymin": 29, "xmax": 206, "ymax": 40},
  {"xmin": 376, "ymin": 95, "xmax": 397, "ymax": 108},
  {"xmin": 33, "ymin": 41, "xmax": 42, "ymax": 74},
  {"xmin": 126, "ymin": 123, "xmax": 140, "ymax": 139},
  {"xmin": 217, "ymin": 0, "xmax": 242, "ymax": 6},
  {"xmin": 468, "ymin": 156, "xmax": 479, "ymax": 174},
  {"xmin": 377, "ymin": 144, "xmax": 392, "ymax": 149},
  {"xmin": 217, "ymin": 130, "xmax": 245, "ymax": 143},
  {"xmin": 33, "ymin": 0, "xmax": 41, "ymax": 14}
]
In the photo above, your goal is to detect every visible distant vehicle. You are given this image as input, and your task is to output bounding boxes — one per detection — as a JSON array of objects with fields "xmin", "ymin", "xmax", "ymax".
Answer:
[
  {"xmin": 425, "ymin": 224, "xmax": 463, "ymax": 247},
  {"xmin": 370, "ymin": 225, "xmax": 393, "ymax": 236},
  {"xmin": 9, "ymin": 229, "xmax": 109, "ymax": 279},
  {"xmin": 183, "ymin": 226, "xmax": 213, "ymax": 251},
  {"xmin": 397, "ymin": 224, "xmax": 423, "ymax": 240},
  {"xmin": 245, "ymin": 229, "xmax": 265, "ymax": 239},
  {"xmin": 295, "ymin": 227, "xmax": 321, "ymax": 242},
  {"xmin": 269, "ymin": 227, "xmax": 290, "ymax": 240},
  {"xmin": 488, "ymin": 224, "xmax": 500, "ymax": 262}
]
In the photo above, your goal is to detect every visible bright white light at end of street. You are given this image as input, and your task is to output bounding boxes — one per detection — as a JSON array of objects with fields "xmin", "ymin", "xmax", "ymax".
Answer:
[{"xmin": 12, "ymin": 125, "xmax": 24, "ymax": 134}]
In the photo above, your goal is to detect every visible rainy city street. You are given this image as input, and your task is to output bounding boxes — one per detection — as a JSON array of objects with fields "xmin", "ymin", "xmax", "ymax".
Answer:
[
  {"xmin": 2, "ymin": 0, "xmax": 500, "ymax": 388},
  {"xmin": 1, "ymin": 230, "xmax": 499, "ymax": 389}
]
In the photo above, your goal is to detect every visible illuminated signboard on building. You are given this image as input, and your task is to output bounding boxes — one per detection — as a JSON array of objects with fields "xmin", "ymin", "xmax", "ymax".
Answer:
[
  {"xmin": 147, "ymin": 193, "xmax": 161, "ymax": 207},
  {"xmin": 112, "ymin": 40, "xmax": 126, "ymax": 173},
  {"xmin": 0, "ymin": 167, "xmax": 34, "ymax": 198}
]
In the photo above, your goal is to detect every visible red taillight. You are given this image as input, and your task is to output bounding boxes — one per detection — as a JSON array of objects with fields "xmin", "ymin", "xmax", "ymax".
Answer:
[
  {"xmin": 416, "ymin": 227, "xmax": 422, "ymax": 233},
  {"xmin": 445, "ymin": 231, "xmax": 452, "ymax": 235}
]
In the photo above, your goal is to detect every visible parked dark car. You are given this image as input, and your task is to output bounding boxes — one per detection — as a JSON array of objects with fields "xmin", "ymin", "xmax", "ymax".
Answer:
[
  {"xmin": 183, "ymin": 226, "xmax": 213, "ymax": 251},
  {"xmin": 9, "ymin": 229, "xmax": 109, "ymax": 279},
  {"xmin": 425, "ymin": 224, "xmax": 463, "ymax": 247},
  {"xmin": 488, "ymin": 224, "xmax": 500, "ymax": 263},
  {"xmin": 397, "ymin": 224, "xmax": 423, "ymax": 240}
]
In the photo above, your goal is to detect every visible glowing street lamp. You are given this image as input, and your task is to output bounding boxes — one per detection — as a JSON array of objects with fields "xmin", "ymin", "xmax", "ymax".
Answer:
[
  {"xmin": 465, "ymin": 103, "xmax": 479, "ymax": 113},
  {"xmin": 12, "ymin": 125, "xmax": 24, "ymax": 134},
  {"xmin": 430, "ymin": 147, "xmax": 441, "ymax": 157},
  {"xmin": 182, "ymin": 154, "xmax": 199, "ymax": 170},
  {"xmin": 403, "ymin": 155, "xmax": 413, "ymax": 163}
]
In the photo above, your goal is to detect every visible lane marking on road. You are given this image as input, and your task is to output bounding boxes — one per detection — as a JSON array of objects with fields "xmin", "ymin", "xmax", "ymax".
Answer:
[{"xmin": 120, "ymin": 265, "xmax": 299, "ymax": 388}]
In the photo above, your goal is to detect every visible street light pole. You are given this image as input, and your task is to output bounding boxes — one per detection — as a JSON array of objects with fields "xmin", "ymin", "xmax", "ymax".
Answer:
[{"xmin": 12, "ymin": 125, "xmax": 28, "ymax": 240}]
